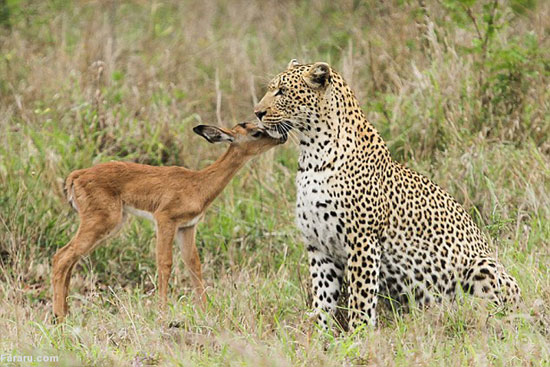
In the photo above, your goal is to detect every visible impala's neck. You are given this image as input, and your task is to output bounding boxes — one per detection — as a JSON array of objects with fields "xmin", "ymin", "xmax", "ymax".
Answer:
[{"xmin": 198, "ymin": 145, "xmax": 251, "ymax": 207}]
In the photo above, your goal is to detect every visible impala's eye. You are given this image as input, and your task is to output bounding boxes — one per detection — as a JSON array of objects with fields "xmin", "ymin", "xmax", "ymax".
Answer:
[{"xmin": 251, "ymin": 130, "xmax": 263, "ymax": 138}]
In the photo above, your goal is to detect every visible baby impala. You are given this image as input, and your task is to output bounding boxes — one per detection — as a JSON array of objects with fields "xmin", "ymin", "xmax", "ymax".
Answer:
[{"xmin": 52, "ymin": 123, "xmax": 284, "ymax": 321}]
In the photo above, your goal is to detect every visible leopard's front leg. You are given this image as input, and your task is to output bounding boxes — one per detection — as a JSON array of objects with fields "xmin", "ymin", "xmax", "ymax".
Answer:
[
  {"xmin": 307, "ymin": 245, "xmax": 345, "ymax": 330},
  {"xmin": 346, "ymin": 233, "xmax": 381, "ymax": 330}
]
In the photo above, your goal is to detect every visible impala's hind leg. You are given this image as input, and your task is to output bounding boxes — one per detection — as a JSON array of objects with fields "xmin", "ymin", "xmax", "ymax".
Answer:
[{"xmin": 52, "ymin": 205, "xmax": 124, "ymax": 321}]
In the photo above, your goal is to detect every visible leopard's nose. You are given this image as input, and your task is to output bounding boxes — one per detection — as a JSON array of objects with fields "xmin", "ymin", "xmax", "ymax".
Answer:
[{"xmin": 255, "ymin": 110, "xmax": 267, "ymax": 121}]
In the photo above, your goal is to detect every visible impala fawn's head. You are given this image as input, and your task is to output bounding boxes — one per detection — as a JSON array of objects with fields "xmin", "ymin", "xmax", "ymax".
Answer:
[{"xmin": 193, "ymin": 122, "xmax": 285, "ymax": 156}]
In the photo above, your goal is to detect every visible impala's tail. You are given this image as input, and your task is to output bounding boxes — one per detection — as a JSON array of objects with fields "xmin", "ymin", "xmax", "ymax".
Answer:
[{"xmin": 64, "ymin": 172, "xmax": 79, "ymax": 212}]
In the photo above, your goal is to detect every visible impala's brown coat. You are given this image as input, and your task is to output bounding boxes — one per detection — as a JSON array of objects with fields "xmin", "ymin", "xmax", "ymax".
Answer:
[{"xmin": 52, "ymin": 123, "xmax": 282, "ymax": 321}]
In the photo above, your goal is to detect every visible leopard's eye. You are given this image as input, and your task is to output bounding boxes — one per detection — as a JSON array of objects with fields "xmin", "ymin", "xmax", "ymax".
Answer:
[{"xmin": 274, "ymin": 88, "xmax": 284, "ymax": 96}]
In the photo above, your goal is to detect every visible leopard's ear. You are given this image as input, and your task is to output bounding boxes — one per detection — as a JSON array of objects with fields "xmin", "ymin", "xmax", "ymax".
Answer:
[
  {"xmin": 303, "ymin": 62, "xmax": 331, "ymax": 89},
  {"xmin": 287, "ymin": 59, "xmax": 300, "ymax": 70}
]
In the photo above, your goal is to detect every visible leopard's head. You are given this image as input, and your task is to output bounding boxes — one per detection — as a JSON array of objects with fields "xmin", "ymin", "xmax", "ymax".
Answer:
[{"xmin": 254, "ymin": 60, "xmax": 335, "ymax": 141}]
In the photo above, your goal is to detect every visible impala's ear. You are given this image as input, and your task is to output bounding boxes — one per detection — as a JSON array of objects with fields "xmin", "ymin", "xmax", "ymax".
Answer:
[
  {"xmin": 193, "ymin": 125, "xmax": 234, "ymax": 143},
  {"xmin": 287, "ymin": 58, "xmax": 300, "ymax": 69},
  {"xmin": 303, "ymin": 62, "xmax": 331, "ymax": 89}
]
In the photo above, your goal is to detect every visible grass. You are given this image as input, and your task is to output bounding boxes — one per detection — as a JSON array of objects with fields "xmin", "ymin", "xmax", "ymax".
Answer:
[{"xmin": 0, "ymin": 0, "xmax": 549, "ymax": 365}]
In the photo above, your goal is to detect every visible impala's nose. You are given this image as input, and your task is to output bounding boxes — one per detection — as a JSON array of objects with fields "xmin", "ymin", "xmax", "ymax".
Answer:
[{"xmin": 255, "ymin": 110, "xmax": 267, "ymax": 121}]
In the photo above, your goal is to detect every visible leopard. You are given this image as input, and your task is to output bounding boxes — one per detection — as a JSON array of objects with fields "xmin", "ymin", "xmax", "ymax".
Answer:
[{"xmin": 253, "ymin": 59, "xmax": 520, "ymax": 331}]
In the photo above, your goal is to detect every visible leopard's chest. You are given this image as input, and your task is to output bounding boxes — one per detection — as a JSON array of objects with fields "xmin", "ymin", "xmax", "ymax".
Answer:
[{"xmin": 295, "ymin": 170, "xmax": 347, "ymax": 264}]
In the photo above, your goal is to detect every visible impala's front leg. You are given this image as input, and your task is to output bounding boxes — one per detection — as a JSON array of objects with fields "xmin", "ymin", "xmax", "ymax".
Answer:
[
  {"xmin": 307, "ymin": 245, "xmax": 345, "ymax": 330},
  {"xmin": 177, "ymin": 226, "xmax": 206, "ymax": 308},
  {"xmin": 346, "ymin": 233, "xmax": 381, "ymax": 330},
  {"xmin": 154, "ymin": 216, "xmax": 177, "ymax": 309}
]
